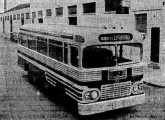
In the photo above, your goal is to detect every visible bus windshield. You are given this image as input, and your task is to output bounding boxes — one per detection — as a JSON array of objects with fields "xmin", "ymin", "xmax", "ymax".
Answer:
[{"xmin": 82, "ymin": 43, "xmax": 142, "ymax": 68}]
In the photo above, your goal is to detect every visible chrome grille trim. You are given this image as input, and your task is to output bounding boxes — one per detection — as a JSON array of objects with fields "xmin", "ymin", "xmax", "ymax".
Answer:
[
  {"xmin": 132, "ymin": 66, "xmax": 143, "ymax": 76},
  {"xmin": 80, "ymin": 71, "xmax": 102, "ymax": 81},
  {"xmin": 101, "ymin": 81, "xmax": 131, "ymax": 100}
]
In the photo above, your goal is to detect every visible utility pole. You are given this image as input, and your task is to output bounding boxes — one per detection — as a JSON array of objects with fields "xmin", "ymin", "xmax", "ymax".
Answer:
[{"xmin": 4, "ymin": 0, "xmax": 7, "ymax": 12}]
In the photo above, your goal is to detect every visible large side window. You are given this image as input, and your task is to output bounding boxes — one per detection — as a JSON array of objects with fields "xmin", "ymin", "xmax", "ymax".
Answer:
[
  {"xmin": 83, "ymin": 2, "xmax": 96, "ymax": 14},
  {"xmin": 105, "ymin": 0, "xmax": 129, "ymax": 14},
  {"xmin": 46, "ymin": 9, "xmax": 52, "ymax": 17},
  {"xmin": 37, "ymin": 36, "xmax": 47, "ymax": 55},
  {"xmin": 13, "ymin": 15, "xmax": 16, "ymax": 20},
  {"xmin": 68, "ymin": 17, "xmax": 77, "ymax": 25},
  {"xmin": 38, "ymin": 10, "xmax": 43, "ymax": 17},
  {"xmin": 64, "ymin": 43, "xmax": 68, "ymax": 64},
  {"xmin": 135, "ymin": 13, "xmax": 147, "ymax": 33},
  {"xmin": 49, "ymin": 39, "xmax": 63, "ymax": 62},
  {"xmin": 20, "ymin": 33, "xmax": 28, "ymax": 47},
  {"xmin": 38, "ymin": 10, "xmax": 43, "ymax": 23},
  {"xmin": 7, "ymin": 16, "xmax": 9, "ymax": 21},
  {"xmin": 56, "ymin": 7, "xmax": 63, "ymax": 16},
  {"xmin": 70, "ymin": 46, "xmax": 78, "ymax": 67},
  {"xmin": 26, "ymin": 12, "xmax": 30, "ymax": 19},
  {"xmin": 32, "ymin": 11, "xmax": 36, "ymax": 23},
  {"xmin": 21, "ymin": 13, "xmax": 24, "ymax": 19},
  {"xmin": 28, "ymin": 35, "xmax": 37, "ymax": 50},
  {"xmin": 17, "ymin": 14, "xmax": 20, "ymax": 20},
  {"xmin": 68, "ymin": 5, "xmax": 77, "ymax": 15},
  {"xmin": 32, "ymin": 11, "xmax": 36, "ymax": 18},
  {"xmin": 68, "ymin": 5, "xmax": 77, "ymax": 25}
]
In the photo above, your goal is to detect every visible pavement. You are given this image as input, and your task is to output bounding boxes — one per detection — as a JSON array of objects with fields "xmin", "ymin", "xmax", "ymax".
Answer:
[{"xmin": 143, "ymin": 62, "xmax": 165, "ymax": 87}]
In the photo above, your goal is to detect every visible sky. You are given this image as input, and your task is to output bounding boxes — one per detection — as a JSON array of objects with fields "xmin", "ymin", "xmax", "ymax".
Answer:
[{"xmin": 0, "ymin": 0, "xmax": 30, "ymax": 13}]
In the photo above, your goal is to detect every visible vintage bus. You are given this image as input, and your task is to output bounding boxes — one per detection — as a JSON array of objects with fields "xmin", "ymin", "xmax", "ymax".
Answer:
[{"xmin": 17, "ymin": 23, "xmax": 145, "ymax": 115}]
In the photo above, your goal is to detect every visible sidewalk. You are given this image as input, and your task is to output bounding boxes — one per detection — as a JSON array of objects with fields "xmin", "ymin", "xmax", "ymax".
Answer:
[{"xmin": 143, "ymin": 63, "xmax": 165, "ymax": 87}]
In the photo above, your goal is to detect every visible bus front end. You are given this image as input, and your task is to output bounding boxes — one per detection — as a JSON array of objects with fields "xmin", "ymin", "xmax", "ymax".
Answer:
[{"xmin": 77, "ymin": 33, "xmax": 145, "ymax": 115}]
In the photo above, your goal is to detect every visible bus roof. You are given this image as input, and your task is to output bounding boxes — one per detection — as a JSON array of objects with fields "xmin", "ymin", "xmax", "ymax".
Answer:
[{"xmin": 20, "ymin": 24, "xmax": 144, "ymax": 47}]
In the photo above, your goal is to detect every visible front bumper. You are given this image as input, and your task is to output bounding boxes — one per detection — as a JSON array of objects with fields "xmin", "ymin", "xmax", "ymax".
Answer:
[{"xmin": 78, "ymin": 93, "xmax": 145, "ymax": 115}]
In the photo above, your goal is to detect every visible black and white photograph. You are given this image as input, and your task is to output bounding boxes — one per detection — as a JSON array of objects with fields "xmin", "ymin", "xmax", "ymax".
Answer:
[{"xmin": 0, "ymin": 0, "xmax": 164, "ymax": 119}]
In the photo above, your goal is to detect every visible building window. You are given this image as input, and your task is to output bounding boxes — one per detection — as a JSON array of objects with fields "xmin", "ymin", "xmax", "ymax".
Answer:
[
  {"xmin": 21, "ymin": 13, "xmax": 24, "ymax": 19},
  {"xmin": 26, "ymin": 12, "xmax": 30, "ymax": 19},
  {"xmin": 70, "ymin": 46, "xmax": 78, "ymax": 67},
  {"xmin": 32, "ymin": 12, "xmax": 36, "ymax": 18},
  {"xmin": 38, "ymin": 11, "xmax": 43, "ymax": 23},
  {"xmin": 7, "ymin": 16, "xmax": 9, "ymax": 20},
  {"xmin": 105, "ymin": 0, "xmax": 129, "ymax": 14},
  {"xmin": 68, "ymin": 5, "xmax": 77, "ymax": 15},
  {"xmin": 46, "ymin": 9, "xmax": 52, "ymax": 17},
  {"xmin": 17, "ymin": 14, "xmax": 20, "ymax": 20},
  {"xmin": 32, "ymin": 12, "xmax": 36, "ymax": 23},
  {"xmin": 49, "ymin": 39, "xmax": 63, "ymax": 62},
  {"xmin": 135, "ymin": 13, "xmax": 147, "ymax": 33},
  {"xmin": 56, "ymin": 7, "xmax": 63, "ymax": 16},
  {"xmin": 38, "ymin": 18, "xmax": 43, "ymax": 23},
  {"xmin": 10, "ymin": 15, "xmax": 12, "ymax": 20},
  {"xmin": 37, "ymin": 36, "xmax": 47, "ymax": 55},
  {"xmin": 13, "ymin": 15, "xmax": 16, "ymax": 20},
  {"xmin": 105, "ymin": 0, "xmax": 121, "ymax": 12},
  {"xmin": 5, "ymin": 16, "xmax": 7, "ymax": 21},
  {"xmin": 68, "ymin": 17, "xmax": 77, "ymax": 25},
  {"xmin": 83, "ymin": 2, "xmax": 96, "ymax": 14},
  {"xmin": 38, "ymin": 10, "xmax": 43, "ymax": 18}
]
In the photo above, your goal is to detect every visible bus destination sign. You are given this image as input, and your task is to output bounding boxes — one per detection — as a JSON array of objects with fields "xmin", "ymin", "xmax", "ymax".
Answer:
[{"xmin": 99, "ymin": 33, "xmax": 133, "ymax": 42}]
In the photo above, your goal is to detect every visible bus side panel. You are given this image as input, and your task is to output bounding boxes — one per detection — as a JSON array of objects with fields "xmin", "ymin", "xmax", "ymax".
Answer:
[{"xmin": 18, "ymin": 55, "xmax": 28, "ymax": 71}]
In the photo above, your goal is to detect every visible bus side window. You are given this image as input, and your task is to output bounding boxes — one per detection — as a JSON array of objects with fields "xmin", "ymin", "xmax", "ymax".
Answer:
[
  {"xmin": 28, "ymin": 35, "xmax": 37, "ymax": 51},
  {"xmin": 37, "ymin": 36, "xmax": 47, "ymax": 55},
  {"xmin": 18, "ymin": 34, "xmax": 22, "ymax": 44},
  {"xmin": 21, "ymin": 33, "xmax": 28, "ymax": 47},
  {"xmin": 70, "ymin": 46, "xmax": 78, "ymax": 67},
  {"xmin": 49, "ymin": 39, "xmax": 63, "ymax": 62},
  {"xmin": 64, "ymin": 43, "xmax": 68, "ymax": 64}
]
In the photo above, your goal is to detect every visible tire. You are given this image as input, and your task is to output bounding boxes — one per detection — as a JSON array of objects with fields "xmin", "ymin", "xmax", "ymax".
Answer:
[{"xmin": 28, "ymin": 70, "xmax": 37, "ymax": 85}]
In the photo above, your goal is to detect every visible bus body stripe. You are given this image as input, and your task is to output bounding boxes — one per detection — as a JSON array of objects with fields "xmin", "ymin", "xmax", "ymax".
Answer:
[
  {"xmin": 46, "ymin": 72, "xmax": 83, "ymax": 94},
  {"xmin": 18, "ymin": 52, "xmax": 84, "ymax": 101}
]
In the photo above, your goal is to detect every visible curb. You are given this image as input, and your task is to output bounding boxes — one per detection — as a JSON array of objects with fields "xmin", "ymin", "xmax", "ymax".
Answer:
[{"xmin": 143, "ymin": 81, "xmax": 165, "ymax": 88}]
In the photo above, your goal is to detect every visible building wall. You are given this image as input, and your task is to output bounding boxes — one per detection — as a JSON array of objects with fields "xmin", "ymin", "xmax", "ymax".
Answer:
[
  {"xmin": 30, "ymin": 0, "xmax": 134, "ymax": 31},
  {"xmin": 131, "ymin": 0, "xmax": 165, "ymax": 65},
  {"xmin": 0, "ymin": 14, "xmax": 3, "ymax": 33},
  {"xmin": 0, "ymin": 7, "xmax": 30, "ymax": 35},
  {"xmin": 131, "ymin": 0, "xmax": 163, "ymax": 11}
]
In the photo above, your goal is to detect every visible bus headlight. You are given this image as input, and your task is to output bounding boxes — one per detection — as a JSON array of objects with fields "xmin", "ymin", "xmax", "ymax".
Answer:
[
  {"xmin": 132, "ymin": 82, "xmax": 143, "ymax": 94},
  {"xmin": 82, "ymin": 89, "xmax": 100, "ymax": 103}
]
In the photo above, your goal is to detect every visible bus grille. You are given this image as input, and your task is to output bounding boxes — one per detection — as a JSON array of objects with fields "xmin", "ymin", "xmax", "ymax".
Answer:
[
  {"xmin": 80, "ymin": 71, "xmax": 101, "ymax": 82},
  {"xmin": 101, "ymin": 81, "xmax": 131, "ymax": 100}
]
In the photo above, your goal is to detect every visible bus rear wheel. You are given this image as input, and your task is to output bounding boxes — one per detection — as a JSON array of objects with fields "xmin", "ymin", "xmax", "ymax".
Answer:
[{"xmin": 28, "ymin": 70, "xmax": 38, "ymax": 85}]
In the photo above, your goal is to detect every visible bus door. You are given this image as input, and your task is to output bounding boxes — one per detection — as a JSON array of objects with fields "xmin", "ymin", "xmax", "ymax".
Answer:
[
  {"xmin": 10, "ymin": 15, "xmax": 13, "ymax": 32},
  {"xmin": 150, "ymin": 27, "xmax": 160, "ymax": 63},
  {"xmin": 70, "ymin": 45, "xmax": 79, "ymax": 68},
  {"xmin": 3, "ymin": 17, "xmax": 5, "ymax": 33},
  {"xmin": 21, "ymin": 14, "xmax": 24, "ymax": 25}
]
